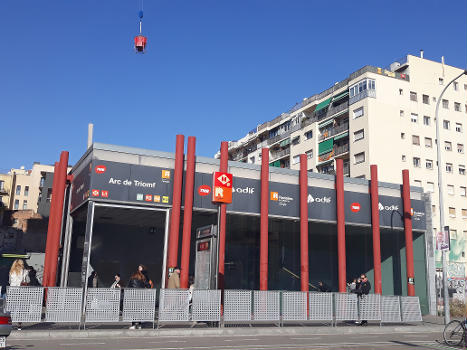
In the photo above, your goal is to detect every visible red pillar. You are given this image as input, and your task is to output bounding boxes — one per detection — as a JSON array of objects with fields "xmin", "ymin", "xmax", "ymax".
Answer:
[
  {"xmin": 402, "ymin": 169, "xmax": 416, "ymax": 296},
  {"xmin": 299, "ymin": 154, "xmax": 309, "ymax": 292},
  {"xmin": 370, "ymin": 165, "xmax": 382, "ymax": 294},
  {"xmin": 167, "ymin": 135, "xmax": 184, "ymax": 271},
  {"xmin": 335, "ymin": 159, "xmax": 346, "ymax": 293},
  {"xmin": 260, "ymin": 148, "xmax": 269, "ymax": 290},
  {"xmin": 218, "ymin": 141, "xmax": 228, "ymax": 290},
  {"xmin": 180, "ymin": 136, "xmax": 196, "ymax": 289},
  {"xmin": 43, "ymin": 151, "xmax": 69, "ymax": 287}
]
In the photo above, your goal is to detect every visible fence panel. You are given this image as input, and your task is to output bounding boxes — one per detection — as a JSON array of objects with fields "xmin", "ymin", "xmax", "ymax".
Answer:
[
  {"xmin": 400, "ymin": 296, "xmax": 422, "ymax": 322},
  {"xmin": 309, "ymin": 292, "xmax": 333, "ymax": 321},
  {"xmin": 358, "ymin": 294, "xmax": 381, "ymax": 321},
  {"xmin": 192, "ymin": 290, "xmax": 221, "ymax": 322},
  {"xmin": 6, "ymin": 287, "xmax": 44, "ymax": 323},
  {"xmin": 45, "ymin": 287, "xmax": 83, "ymax": 323},
  {"xmin": 122, "ymin": 289, "xmax": 157, "ymax": 323},
  {"xmin": 282, "ymin": 291, "xmax": 307, "ymax": 321},
  {"xmin": 253, "ymin": 290, "xmax": 280, "ymax": 321},
  {"xmin": 85, "ymin": 288, "xmax": 121, "ymax": 322},
  {"xmin": 334, "ymin": 293, "xmax": 358, "ymax": 321},
  {"xmin": 158, "ymin": 289, "xmax": 189, "ymax": 322},
  {"xmin": 224, "ymin": 290, "xmax": 252, "ymax": 322},
  {"xmin": 381, "ymin": 296, "xmax": 401, "ymax": 323}
]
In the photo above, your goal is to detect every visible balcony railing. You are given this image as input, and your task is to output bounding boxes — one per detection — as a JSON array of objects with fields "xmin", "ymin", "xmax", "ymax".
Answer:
[
  {"xmin": 343, "ymin": 162, "xmax": 350, "ymax": 175},
  {"xmin": 335, "ymin": 143, "xmax": 350, "ymax": 156},
  {"xmin": 0, "ymin": 187, "xmax": 9, "ymax": 195},
  {"xmin": 349, "ymin": 89, "xmax": 376, "ymax": 105},
  {"xmin": 319, "ymin": 122, "xmax": 349, "ymax": 141},
  {"xmin": 302, "ymin": 102, "xmax": 349, "ymax": 128},
  {"xmin": 267, "ymin": 124, "xmax": 301, "ymax": 146},
  {"xmin": 270, "ymin": 148, "xmax": 290, "ymax": 162}
]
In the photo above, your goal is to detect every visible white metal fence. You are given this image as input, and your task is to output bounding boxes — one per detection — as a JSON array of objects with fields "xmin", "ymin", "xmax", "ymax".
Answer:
[{"xmin": 2, "ymin": 287, "xmax": 424, "ymax": 327}]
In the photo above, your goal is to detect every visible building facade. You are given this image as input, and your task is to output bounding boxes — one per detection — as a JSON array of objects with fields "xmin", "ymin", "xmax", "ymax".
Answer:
[
  {"xmin": 0, "ymin": 173, "xmax": 13, "ymax": 209},
  {"xmin": 220, "ymin": 54, "xmax": 467, "ymax": 290}
]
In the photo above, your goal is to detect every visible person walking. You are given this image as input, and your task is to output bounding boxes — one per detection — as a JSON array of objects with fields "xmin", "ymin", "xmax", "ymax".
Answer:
[
  {"xmin": 167, "ymin": 267, "xmax": 180, "ymax": 289},
  {"xmin": 347, "ymin": 278, "xmax": 358, "ymax": 293},
  {"xmin": 140, "ymin": 265, "xmax": 154, "ymax": 288},
  {"xmin": 26, "ymin": 266, "xmax": 41, "ymax": 286},
  {"xmin": 110, "ymin": 273, "xmax": 122, "ymax": 289},
  {"xmin": 355, "ymin": 274, "xmax": 371, "ymax": 326},
  {"xmin": 127, "ymin": 267, "xmax": 150, "ymax": 329},
  {"xmin": 318, "ymin": 281, "xmax": 331, "ymax": 292},
  {"xmin": 9, "ymin": 259, "xmax": 29, "ymax": 330},
  {"xmin": 87, "ymin": 271, "xmax": 98, "ymax": 288}
]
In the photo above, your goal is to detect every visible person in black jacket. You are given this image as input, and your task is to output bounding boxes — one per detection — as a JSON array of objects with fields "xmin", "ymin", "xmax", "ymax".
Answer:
[
  {"xmin": 127, "ymin": 268, "xmax": 150, "ymax": 329},
  {"xmin": 356, "ymin": 274, "xmax": 371, "ymax": 326}
]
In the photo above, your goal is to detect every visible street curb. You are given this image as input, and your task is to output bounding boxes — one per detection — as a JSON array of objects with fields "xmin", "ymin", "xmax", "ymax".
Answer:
[{"xmin": 9, "ymin": 324, "xmax": 444, "ymax": 340}]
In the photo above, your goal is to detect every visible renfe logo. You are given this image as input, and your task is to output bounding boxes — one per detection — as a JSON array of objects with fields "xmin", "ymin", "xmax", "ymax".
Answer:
[
  {"xmin": 198, "ymin": 185, "xmax": 211, "ymax": 196},
  {"xmin": 95, "ymin": 165, "xmax": 106, "ymax": 174},
  {"xmin": 350, "ymin": 202, "xmax": 361, "ymax": 212}
]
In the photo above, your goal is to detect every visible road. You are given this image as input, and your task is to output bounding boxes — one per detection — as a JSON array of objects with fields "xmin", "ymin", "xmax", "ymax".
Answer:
[{"xmin": 6, "ymin": 330, "xmax": 458, "ymax": 350}]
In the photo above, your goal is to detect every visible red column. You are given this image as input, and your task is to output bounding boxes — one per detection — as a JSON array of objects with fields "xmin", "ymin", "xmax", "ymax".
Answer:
[
  {"xmin": 335, "ymin": 159, "xmax": 346, "ymax": 293},
  {"xmin": 43, "ymin": 151, "xmax": 69, "ymax": 287},
  {"xmin": 218, "ymin": 141, "xmax": 228, "ymax": 290},
  {"xmin": 180, "ymin": 136, "xmax": 196, "ymax": 288},
  {"xmin": 402, "ymin": 169, "xmax": 415, "ymax": 296},
  {"xmin": 260, "ymin": 148, "xmax": 269, "ymax": 290},
  {"xmin": 370, "ymin": 165, "xmax": 382, "ymax": 294},
  {"xmin": 299, "ymin": 154, "xmax": 309, "ymax": 292},
  {"xmin": 167, "ymin": 135, "xmax": 185, "ymax": 271}
]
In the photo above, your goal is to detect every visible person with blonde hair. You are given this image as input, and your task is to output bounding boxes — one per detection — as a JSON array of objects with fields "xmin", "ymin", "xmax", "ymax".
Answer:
[{"xmin": 9, "ymin": 259, "xmax": 29, "ymax": 287}]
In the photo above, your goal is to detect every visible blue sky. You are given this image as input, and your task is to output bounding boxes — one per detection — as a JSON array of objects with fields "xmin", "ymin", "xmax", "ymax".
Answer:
[{"xmin": 1, "ymin": 0, "xmax": 466, "ymax": 170}]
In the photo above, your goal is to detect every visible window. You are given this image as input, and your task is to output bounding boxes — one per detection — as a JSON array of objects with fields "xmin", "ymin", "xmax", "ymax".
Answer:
[
  {"xmin": 46, "ymin": 188, "xmax": 52, "ymax": 202},
  {"xmin": 423, "ymin": 116, "xmax": 430, "ymax": 126},
  {"xmin": 305, "ymin": 130, "xmax": 313, "ymax": 140},
  {"xmin": 446, "ymin": 163, "xmax": 453, "ymax": 173},
  {"xmin": 354, "ymin": 129, "xmax": 364, "ymax": 141},
  {"xmin": 414, "ymin": 180, "xmax": 422, "ymax": 188},
  {"xmin": 412, "ymin": 135, "xmax": 420, "ymax": 145},
  {"xmin": 461, "ymin": 186, "xmax": 467, "ymax": 197},
  {"xmin": 427, "ymin": 182, "xmax": 434, "ymax": 192},
  {"xmin": 292, "ymin": 155, "xmax": 300, "ymax": 165},
  {"xmin": 454, "ymin": 102, "xmax": 461, "ymax": 112},
  {"xmin": 22, "ymin": 200, "xmax": 27, "ymax": 210},
  {"xmin": 449, "ymin": 207, "xmax": 456, "ymax": 217},
  {"xmin": 432, "ymin": 205, "xmax": 436, "ymax": 215},
  {"xmin": 454, "ymin": 82, "xmax": 459, "ymax": 91},
  {"xmin": 306, "ymin": 150, "xmax": 313, "ymax": 159},
  {"xmin": 443, "ymin": 120, "xmax": 450, "ymax": 130},
  {"xmin": 445, "ymin": 141, "xmax": 452, "ymax": 151},
  {"xmin": 40, "ymin": 177, "xmax": 45, "ymax": 187},
  {"xmin": 442, "ymin": 99, "xmax": 449, "ymax": 109},
  {"xmin": 0, "ymin": 181, "xmax": 3, "ymax": 190},
  {"xmin": 401, "ymin": 132, "xmax": 406, "ymax": 139},
  {"xmin": 439, "ymin": 78, "xmax": 444, "ymax": 85},
  {"xmin": 292, "ymin": 136, "xmax": 300, "ymax": 145},
  {"xmin": 451, "ymin": 229, "xmax": 458, "ymax": 239},
  {"xmin": 402, "ymin": 155, "xmax": 406, "ymax": 162},
  {"xmin": 426, "ymin": 159, "xmax": 433, "ymax": 169},
  {"xmin": 425, "ymin": 137, "xmax": 432, "ymax": 148},
  {"xmin": 448, "ymin": 184, "xmax": 454, "ymax": 195},
  {"xmin": 455, "ymin": 123, "xmax": 462, "ymax": 132},
  {"xmin": 249, "ymin": 156, "xmax": 255, "ymax": 163},
  {"xmin": 24, "ymin": 186, "xmax": 29, "ymax": 197},
  {"xmin": 458, "ymin": 144, "xmax": 464, "ymax": 153},
  {"xmin": 349, "ymin": 79, "xmax": 376, "ymax": 98},
  {"xmin": 459, "ymin": 165, "xmax": 466, "ymax": 175},
  {"xmin": 399, "ymin": 88, "xmax": 403, "ymax": 95},
  {"xmin": 353, "ymin": 107, "xmax": 364, "ymax": 119},
  {"xmin": 354, "ymin": 152, "xmax": 365, "ymax": 164},
  {"xmin": 463, "ymin": 209, "xmax": 467, "ymax": 218},
  {"xmin": 400, "ymin": 110, "xmax": 404, "ymax": 117},
  {"xmin": 15, "ymin": 185, "xmax": 21, "ymax": 195},
  {"xmin": 464, "ymin": 84, "xmax": 467, "ymax": 90},
  {"xmin": 14, "ymin": 200, "xmax": 19, "ymax": 210},
  {"xmin": 413, "ymin": 157, "xmax": 421, "ymax": 167},
  {"xmin": 410, "ymin": 91, "xmax": 417, "ymax": 102},
  {"xmin": 422, "ymin": 94, "xmax": 429, "ymax": 104},
  {"xmin": 411, "ymin": 113, "xmax": 418, "ymax": 123}
]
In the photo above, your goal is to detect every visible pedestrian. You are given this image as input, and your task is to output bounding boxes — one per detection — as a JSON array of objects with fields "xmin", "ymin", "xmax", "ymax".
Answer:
[
  {"xmin": 355, "ymin": 274, "xmax": 371, "ymax": 326},
  {"xmin": 167, "ymin": 267, "xmax": 180, "ymax": 289},
  {"xmin": 26, "ymin": 265, "xmax": 41, "ymax": 286},
  {"xmin": 188, "ymin": 275, "xmax": 195, "ymax": 304},
  {"xmin": 110, "ymin": 273, "xmax": 122, "ymax": 288},
  {"xmin": 127, "ymin": 267, "xmax": 150, "ymax": 329},
  {"xmin": 87, "ymin": 271, "xmax": 98, "ymax": 288},
  {"xmin": 140, "ymin": 265, "xmax": 153, "ymax": 288},
  {"xmin": 9, "ymin": 259, "xmax": 29, "ymax": 331},
  {"xmin": 318, "ymin": 281, "xmax": 331, "ymax": 292},
  {"xmin": 347, "ymin": 278, "xmax": 357, "ymax": 293}
]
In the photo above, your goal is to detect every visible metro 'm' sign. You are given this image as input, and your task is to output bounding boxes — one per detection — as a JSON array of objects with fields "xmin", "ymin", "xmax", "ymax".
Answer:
[{"xmin": 212, "ymin": 172, "xmax": 233, "ymax": 204}]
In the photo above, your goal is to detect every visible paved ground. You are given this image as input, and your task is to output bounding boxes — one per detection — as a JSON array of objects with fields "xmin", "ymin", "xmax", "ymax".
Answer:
[{"xmin": 5, "ymin": 330, "xmax": 458, "ymax": 350}]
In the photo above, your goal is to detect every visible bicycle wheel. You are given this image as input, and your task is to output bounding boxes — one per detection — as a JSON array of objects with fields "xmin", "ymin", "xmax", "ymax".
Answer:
[{"xmin": 443, "ymin": 320, "xmax": 464, "ymax": 346}]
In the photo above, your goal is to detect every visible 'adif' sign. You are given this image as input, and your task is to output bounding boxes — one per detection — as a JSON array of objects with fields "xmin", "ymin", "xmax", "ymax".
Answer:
[{"xmin": 212, "ymin": 172, "xmax": 233, "ymax": 204}]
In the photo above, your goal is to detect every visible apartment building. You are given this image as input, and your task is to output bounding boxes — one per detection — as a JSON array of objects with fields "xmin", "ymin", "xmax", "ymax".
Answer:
[
  {"xmin": 219, "ymin": 54, "xmax": 467, "ymax": 280},
  {"xmin": 0, "ymin": 173, "xmax": 13, "ymax": 209}
]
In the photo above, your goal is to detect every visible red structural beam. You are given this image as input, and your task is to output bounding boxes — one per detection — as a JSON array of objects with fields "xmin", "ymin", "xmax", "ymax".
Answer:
[
  {"xmin": 402, "ymin": 169, "xmax": 416, "ymax": 296},
  {"xmin": 299, "ymin": 154, "xmax": 309, "ymax": 292},
  {"xmin": 167, "ymin": 135, "xmax": 185, "ymax": 271},
  {"xmin": 335, "ymin": 159, "xmax": 346, "ymax": 293},
  {"xmin": 260, "ymin": 148, "xmax": 269, "ymax": 290},
  {"xmin": 180, "ymin": 136, "xmax": 196, "ymax": 289},
  {"xmin": 370, "ymin": 165, "xmax": 382, "ymax": 294},
  {"xmin": 218, "ymin": 141, "xmax": 228, "ymax": 290},
  {"xmin": 43, "ymin": 151, "xmax": 69, "ymax": 287}
]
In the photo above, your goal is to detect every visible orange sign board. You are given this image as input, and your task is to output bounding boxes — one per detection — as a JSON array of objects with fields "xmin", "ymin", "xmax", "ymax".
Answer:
[{"xmin": 212, "ymin": 172, "xmax": 233, "ymax": 204}]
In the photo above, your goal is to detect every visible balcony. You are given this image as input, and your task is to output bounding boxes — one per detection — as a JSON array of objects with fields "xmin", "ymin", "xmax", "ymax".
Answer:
[
  {"xmin": 318, "ymin": 122, "xmax": 349, "ymax": 141},
  {"xmin": 349, "ymin": 89, "xmax": 376, "ymax": 105},
  {"xmin": 267, "ymin": 124, "xmax": 301, "ymax": 146},
  {"xmin": 302, "ymin": 101, "xmax": 349, "ymax": 128},
  {"xmin": 270, "ymin": 148, "xmax": 290, "ymax": 162},
  {"xmin": 335, "ymin": 143, "xmax": 350, "ymax": 156},
  {"xmin": 318, "ymin": 143, "xmax": 349, "ymax": 163},
  {"xmin": 0, "ymin": 187, "xmax": 9, "ymax": 195}
]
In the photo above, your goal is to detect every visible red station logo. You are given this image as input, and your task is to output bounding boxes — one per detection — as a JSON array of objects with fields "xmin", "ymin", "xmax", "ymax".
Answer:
[
  {"xmin": 91, "ymin": 189, "xmax": 100, "ymax": 197},
  {"xmin": 212, "ymin": 172, "xmax": 233, "ymax": 204},
  {"xmin": 198, "ymin": 185, "xmax": 211, "ymax": 196},
  {"xmin": 101, "ymin": 190, "xmax": 109, "ymax": 198},
  {"xmin": 95, "ymin": 165, "xmax": 107, "ymax": 174},
  {"xmin": 350, "ymin": 202, "xmax": 361, "ymax": 213}
]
